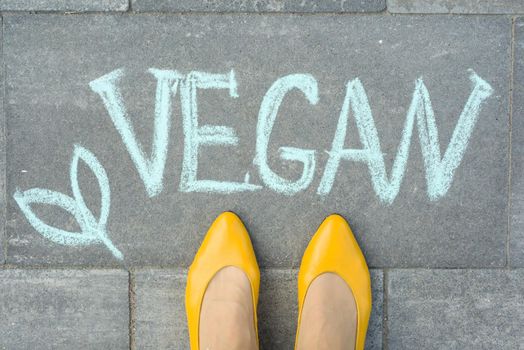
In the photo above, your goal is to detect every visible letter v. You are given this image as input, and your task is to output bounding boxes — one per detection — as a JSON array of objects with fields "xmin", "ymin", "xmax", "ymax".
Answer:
[{"xmin": 89, "ymin": 68, "xmax": 183, "ymax": 197}]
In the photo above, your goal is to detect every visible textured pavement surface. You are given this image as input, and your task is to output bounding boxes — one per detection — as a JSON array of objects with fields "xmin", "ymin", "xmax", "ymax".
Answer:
[
  {"xmin": 0, "ymin": 269, "xmax": 129, "ymax": 349},
  {"xmin": 5, "ymin": 14, "xmax": 510, "ymax": 268},
  {"xmin": 0, "ymin": 1, "xmax": 523, "ymax": 349}
]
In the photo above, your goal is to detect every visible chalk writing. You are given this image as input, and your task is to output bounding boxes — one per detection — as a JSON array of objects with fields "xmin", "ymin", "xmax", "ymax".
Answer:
[
  {"xmin": 318, "ymin": 69, "xmax": 493, "ymax": 204},
  {"xmin": 90, "ymin": 68, "xmax": 492, "ymax": 202},
  {"xmin": 179, "ymin": 70, "xmax": 261, "ymax": 193},
  {"xmin": 13, "ymin": 68, "xmax": 495, "ymax": 259},
  {"xmin": 14, "ymin": 145, "xmax": 123, "ymax": 260},
  {"xmin": 254, "ymin": 74, "xmax": 318, "ymax": 195},
  {"xmin": 89, "ymin": 68, "xmax": 183, "ymax": 198}
]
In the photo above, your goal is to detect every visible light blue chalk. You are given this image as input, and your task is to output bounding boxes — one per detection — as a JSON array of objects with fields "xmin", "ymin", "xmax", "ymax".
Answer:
[
  {"xmin": 179, "ymin": 70, "xmax": 261, "ymax": 193},
  {"xmin": 318, "ymin": 70, "xmax": 493, "ymax": 204},
  {"xmin": 254, "ymin": 74, "xmax": 318, "ymax": 195},
  {"xmin": 420, "ymin": 70, "xmax": 493, "ymax": 200},
  {"xmin": 13, "ymin": 145, "xmax": 123, "ymax": 260},
  {"xmin": 89, "ymin": 68, "xmax": 183, "ymax": 198}
]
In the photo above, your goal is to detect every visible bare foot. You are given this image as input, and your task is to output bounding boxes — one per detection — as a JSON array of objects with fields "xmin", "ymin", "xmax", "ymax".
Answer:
[
  {"xmin": 296, "ymin": 273, "xmax": 357, "ymax": 350},
  {"xmin": 199, "ymin": 266, "xmax": 258, "ymax": 350}
]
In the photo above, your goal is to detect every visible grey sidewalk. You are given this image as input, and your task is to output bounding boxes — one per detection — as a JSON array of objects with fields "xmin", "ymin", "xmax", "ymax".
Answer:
[{"xmin": 0, "ymin": 1, "xmax": 523, "ymax": 349}]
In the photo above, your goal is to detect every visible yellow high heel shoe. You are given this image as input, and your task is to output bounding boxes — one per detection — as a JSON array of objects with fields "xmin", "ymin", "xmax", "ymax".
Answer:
[
  {"xmin": 295, "ymin": 214, "xmax": 371, "ymax": 350},
  {"xmin": 185, "ymin": 212, "xmax": 260, "ymax": 350}
]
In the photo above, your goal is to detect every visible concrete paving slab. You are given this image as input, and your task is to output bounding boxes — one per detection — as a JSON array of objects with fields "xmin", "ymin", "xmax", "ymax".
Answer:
[
  {"xmin": 4, "ymin": 14, "xmax": 510, "ymax": 268},
  {"xmin": 0, "ymin": 269, "xmax": 129, "ymax": 349},
  {"xmin": 387, "ymin": 0, "xmax": 524, "ymax": 14},
  {"xmin": 511, "ymin": 18, "xmax": 524, "ymax": 267},
  {"xmin": 134, "ymin": 268, "xmax": 383, "ymax": 349},
  {"xmin": 0, "ymin": 0, "xmax": 128, "ymax": 11},
  {"xmin": 131, "ymin": 0, "xmax": 386, "ymax": 13},
  {"xmin": 387, "ymin": 269, "xmax": 524, "ymax": 349},
  {"xmin": 0, "ymin": 16, "xmax": 4, "ymax": 265}
]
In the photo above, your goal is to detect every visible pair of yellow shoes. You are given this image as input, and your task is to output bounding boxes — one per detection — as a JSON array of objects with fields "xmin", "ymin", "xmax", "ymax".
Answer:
[{"xmin": 186, "ymin": 212, "xmax": 371, "ymax": 350}]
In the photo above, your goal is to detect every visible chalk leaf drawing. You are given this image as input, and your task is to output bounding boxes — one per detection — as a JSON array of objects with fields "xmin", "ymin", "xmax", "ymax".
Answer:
[{"xmin": 13, "ymin": 145, "xmax": 123, "ymax": 260}]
